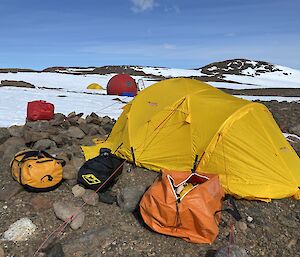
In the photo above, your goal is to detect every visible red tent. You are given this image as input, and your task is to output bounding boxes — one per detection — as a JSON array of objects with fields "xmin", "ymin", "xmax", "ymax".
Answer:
[{"xmin": 107, "ymin": 74, "xmax": 138, "ymax": 97}]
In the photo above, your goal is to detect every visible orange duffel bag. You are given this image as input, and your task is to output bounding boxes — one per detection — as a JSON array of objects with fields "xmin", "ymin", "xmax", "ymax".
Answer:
[{"xmin": 140, "ymin": 170, "xmax": 225, "ymax": 244}]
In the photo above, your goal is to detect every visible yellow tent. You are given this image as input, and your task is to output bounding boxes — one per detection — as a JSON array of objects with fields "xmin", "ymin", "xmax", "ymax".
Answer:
[
  {"xmin": 82, "ymin": 78, "xmax": 300, "ymax": 201},
  {"xmin": 87, "ymin": 83, "xmax": 103, "ymax": 90}
]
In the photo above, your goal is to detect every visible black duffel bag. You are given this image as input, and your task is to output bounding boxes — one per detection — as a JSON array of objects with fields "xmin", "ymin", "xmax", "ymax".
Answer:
[{"xmin": 78, "ymin": 148, "xmax": 124, "ymax": 192}]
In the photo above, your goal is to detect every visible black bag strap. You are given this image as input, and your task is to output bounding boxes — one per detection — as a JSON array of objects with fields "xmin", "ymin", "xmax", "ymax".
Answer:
[
  {"xmin": 12, "ymin": 150, "xmax": 66, "ymax": 167},
  {"xmin": 215, "ymin": 194, "xmax": 242, "ymax": 221},
  {"xmin": 39, "ymin": 150, "xmax": 66, "ymax": 167}
]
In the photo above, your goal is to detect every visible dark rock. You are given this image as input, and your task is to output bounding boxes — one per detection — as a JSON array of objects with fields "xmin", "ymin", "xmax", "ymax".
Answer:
[
  {"xmin": 33, "ymin": 139, "xmax": 57, "ymax": 150},
  {"xmin": 49, "ymin": 113, "xmax": 66, "ymax": 126},
  {"xmin": 70, "ymin": 157, "xmax": 85, "ymax": 172},
  {"xmin": 0, "ymin": 127, "xmax": 10, "ymax": 144},
  {"xmin": 79, "ymin": 122, "xmax": 90, "ymax": 134},
  {"xmin": 0, "ymin": 181, "xmax": 24, "ymax": 201},
  {"xmin": 117, "ymin": 185, "xmax": 147, "ymax": 212},
  {"xmin": 44, "ymin": 243, "xmax": 64, "ymax": 257},
  {"xmin": 215, "ymin": 245, "xmax": 250, "ymax": 257},
  {"xmin": 0, "ymin": 137, "xmax": 26, "ymax": 167},
  {"xmin": 101, "ymin": 116, "xmax": 112, "ymax": 125},
  {"xmin": 63, "ymin": 225, "xmax": 111, "ymax": 253},
  {"xmin": 102, "ymin": 123, "xmax": 113, "ymax": 133},
  {"xmin": 25, "ymin": 120, "xmax": 50, "ymax": 131},
  {"xmin": 290, "ymin": 124, "xmax": 300, "ymax": 136},
  {"xmin": 67, "ymin": 126, "xmax": 85, "ymax": 139},
  {"xmin": 24, "ymin": 130, "xmax": 49, "ymax": 143},
  {"xmin": 0, "ymin": 80, "xmax": 35, "ymax": 88},
  {"xmin": 88, "ymin": 124, "xmax": 99, "ymax": 136},
  {"xmin": 99, "ymin": 191, "xmax": 116, "ymax": 204},
  {"xmin": 8, "ymin": 125, "xmax": 24, "ymax": 137},
  {"xmin": 62, "ymin": 164, "xmax": 77, "ymax": 180},
  {"xmin": 49, "ymin": 134, "xmax": 64, "ymax": 146},
  {"xmin": 80, "ymin": 136, "xmax": 96, "ymax": 146}
]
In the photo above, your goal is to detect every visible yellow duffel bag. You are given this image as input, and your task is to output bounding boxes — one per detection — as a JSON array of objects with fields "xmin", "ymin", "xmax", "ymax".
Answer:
[{"xmin": 10, "ymin": 149, "xmax": 65, "ymax": 192}]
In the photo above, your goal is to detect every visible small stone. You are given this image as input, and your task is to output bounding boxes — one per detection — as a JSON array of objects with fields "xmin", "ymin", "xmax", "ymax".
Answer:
[
  {"xmin": 82, "ymin": 189, "xmax": 99, "ymax": 206},
  {"xmin": 72, "ymin": 185, "xmax": 86, "ymax": 198},
  {"xmin": 62, "ymin": 164, "xmax": 77, "ymax": 180},
  {"xmin": 237, "ymin": 221, "xmax": 247, "ymax": 233},
  {"xmin": 246, "ymin": 216, "xmax": 253, "ymax": 223},
  {"xmin": 248, "ymin": 223, "xmax": 255, "ymax": 229},
  {"xmin": 3, "ymin": 218, "xmax": 37, "ymax": 242},
  {"xmin": 0, "ymin": 246, "xmax": 4, "ymax": 257},
  {"xmin": 53, "ymin": 201, "xmax": 85, "ymax": 230}
]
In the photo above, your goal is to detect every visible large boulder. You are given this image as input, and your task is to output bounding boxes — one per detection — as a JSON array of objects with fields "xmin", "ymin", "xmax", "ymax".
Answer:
[
  {"xmin": 8, "ymin": 125, "xmax": 24, "ymax": 137},
  {"xmin": 0, "ymin": 127, "xmax": 10, "ymax": 144},
  {"xmin": 290, "ymin": 124, "xmax": 300, "ymax": 136},
  {"xmin": 67, "ymin": 126, "xmax": 85, "ymax": 139},
  {"xmin": 33, "ymin": 139, "xmax": 57, "ymax": 150},
  {"xmin": 24, "ymin": 130, "xmax": 49, "ymax": 143},
  {"xmin": 0, "ymin": 137, "xmax": 26, "ymax": 168}
]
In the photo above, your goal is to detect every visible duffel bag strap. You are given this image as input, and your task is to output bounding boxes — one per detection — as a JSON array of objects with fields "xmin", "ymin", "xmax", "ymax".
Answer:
[
  {"xmin": 215, "ymin": 194, "xmax": 242, "ymax": 221},
  {"xmin": 39, "ymin": 150, "xmax": 66, "ymax": 167}
]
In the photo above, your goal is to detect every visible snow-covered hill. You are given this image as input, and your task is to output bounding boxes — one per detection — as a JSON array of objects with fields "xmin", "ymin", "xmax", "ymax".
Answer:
[{"xmin": 0, "ymin": 59, "xmax": 299, "ymax": 127}]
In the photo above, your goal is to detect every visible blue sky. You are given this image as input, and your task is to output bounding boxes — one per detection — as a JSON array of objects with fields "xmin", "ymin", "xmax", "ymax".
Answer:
[{"xmin": 0, "ymin": 0, "xmax": 300, "ymax": 69}]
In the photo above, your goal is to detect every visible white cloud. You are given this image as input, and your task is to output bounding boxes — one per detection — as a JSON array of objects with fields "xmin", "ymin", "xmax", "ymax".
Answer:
[{"xmin": 130, "ymin": 0, "xmax": 157, "ymax": 13}]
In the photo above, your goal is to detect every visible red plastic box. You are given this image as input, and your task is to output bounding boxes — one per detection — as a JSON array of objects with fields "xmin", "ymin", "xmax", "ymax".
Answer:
[{"xmin": 27, "ymin": 100, "xmax": 54, "ymax": 121}]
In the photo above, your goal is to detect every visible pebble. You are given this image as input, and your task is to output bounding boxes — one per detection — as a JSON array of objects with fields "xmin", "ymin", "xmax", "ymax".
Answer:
[
  {"xmin": 53, "ymin": 201, "xmax": 85, "ymax": 230},
  {"xmin": 237, "ymin": 221, "xmax": 248, "ymax": 233},
  {"xmin": 0, "ymin": 246, "xmax": 4, "ymax": 257},
  {"xmin": 72, "ymin": 185, "xmax": 86, "ymax": 197},
  {"xmin": 246, "ymin": 216, "xmax": 253, "ymax": 223},
  {"xmin": 82, "ymin": 189, "xmax": 99, "ymax": 206}
]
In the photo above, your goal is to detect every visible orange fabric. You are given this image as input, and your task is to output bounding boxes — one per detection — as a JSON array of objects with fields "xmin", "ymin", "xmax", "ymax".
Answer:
[{"xmin": 140, "ymin": 170, "xmax": 225, "ymax": 244}]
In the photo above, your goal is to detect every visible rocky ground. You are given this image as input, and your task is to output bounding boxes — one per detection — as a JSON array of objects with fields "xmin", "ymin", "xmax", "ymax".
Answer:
[{"xmin": 0, "ymin": 100, "xmax": 299, "ymax": 257}]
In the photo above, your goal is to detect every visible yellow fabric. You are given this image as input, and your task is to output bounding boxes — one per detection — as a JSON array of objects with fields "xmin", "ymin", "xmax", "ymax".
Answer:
[
  {"xmin": 82, "ymin": 78, "xmax": 300, "ymax": 200},
  {"xmin": 87, "ymin": 83, "xmax": 103, "ymax": 90}
]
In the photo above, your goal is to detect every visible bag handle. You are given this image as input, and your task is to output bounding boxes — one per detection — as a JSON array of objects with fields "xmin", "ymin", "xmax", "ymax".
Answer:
[
  {"xmin": 215, "ymin": 194, "xmax": 242, "ymax": 221},
  {"xmin": 39, "ymin": 150, "xmax": 66, "ymax": 167},
  {"xmin": 12, "ymin": 150, "xmax": 66, "ymax": 167}
]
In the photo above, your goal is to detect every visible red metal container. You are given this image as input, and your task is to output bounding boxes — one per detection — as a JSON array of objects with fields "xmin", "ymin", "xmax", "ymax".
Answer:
[{"xmin": 27, "ymin": 100, "xmax": 54, "ymax": 121}]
